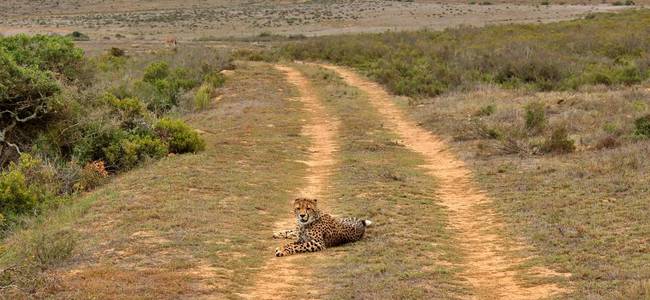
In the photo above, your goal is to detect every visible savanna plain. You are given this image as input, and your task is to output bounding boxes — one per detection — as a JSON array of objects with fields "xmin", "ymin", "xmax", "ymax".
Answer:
[{"xmin": 0, "ymin": 1, "xmax": 649, "ymax": 299}]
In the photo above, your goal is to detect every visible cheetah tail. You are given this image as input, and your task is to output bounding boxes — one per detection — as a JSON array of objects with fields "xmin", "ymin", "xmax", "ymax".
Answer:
[{"xmin": 362, "ymin": 220, "xmax": 372, "ymax": 227}]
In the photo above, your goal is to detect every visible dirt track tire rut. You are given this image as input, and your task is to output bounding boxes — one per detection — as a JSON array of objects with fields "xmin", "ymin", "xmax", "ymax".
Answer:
[{"xmin": 319, "ymin": 63, "xmax": 567, "ymax": 300}]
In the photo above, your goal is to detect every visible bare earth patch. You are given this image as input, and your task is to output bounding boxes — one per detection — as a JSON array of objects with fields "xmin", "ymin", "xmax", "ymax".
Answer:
[
  {"xmin": 321, "ymin": 64, "xmax": 568, "ymax": 299},
  {"xmin": 240, "ymin": 65, "xmax": 340, "ymax": 299}
]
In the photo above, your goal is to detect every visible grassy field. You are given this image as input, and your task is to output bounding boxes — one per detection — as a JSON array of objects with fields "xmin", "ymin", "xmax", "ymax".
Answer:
[
  {"xmin": 279, "ymin": 9, "xmax": 650, "ymax": 96},
  {"xmin": 269, "ymin": 10, "xmax": 650, "ymax": 298},
  {"xmin": 0, "ymin": 0, "xmax": 625, "ymax": 42},
  {"xmin": 2, "ymin": 4, "xmax": 650, "ymax": 300},
  {"xmin": 292, "ymin": 64, "xmax": 471, "ymax": 298},
  {"xmin": 409, "ymin": 86, "xmax": 650, "ymax": 298},
  {"xmin": 0, "ymin": 62, "xmax": 314, "ymax": 298}
]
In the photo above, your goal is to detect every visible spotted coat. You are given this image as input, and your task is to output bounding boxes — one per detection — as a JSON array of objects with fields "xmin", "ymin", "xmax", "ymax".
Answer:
[{"xmin": 274, "ymin": 198, "xmax": 371, "ymax": 257}]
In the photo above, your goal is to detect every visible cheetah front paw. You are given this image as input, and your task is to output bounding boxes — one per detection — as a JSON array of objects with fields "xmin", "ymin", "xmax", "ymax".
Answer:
[{"xmin": 275, "ymin": 247, "xmax": 285, "ymax": 257}]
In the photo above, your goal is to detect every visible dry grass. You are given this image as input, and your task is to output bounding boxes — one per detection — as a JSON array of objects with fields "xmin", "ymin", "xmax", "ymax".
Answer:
[
  {"xmin": 0, "ymin": 0, "xmax": 626, "ymax": 42},
  {"xmin": 408, "ymin": 84, "xmax": 650, "ymax": 298},
  {"xmin": 0, "ymin": 62, "xmax": 312, "ymax": 298},
  {"xmin": 289, "ymin": 64, "xmax": 472, "ymax": 299}
]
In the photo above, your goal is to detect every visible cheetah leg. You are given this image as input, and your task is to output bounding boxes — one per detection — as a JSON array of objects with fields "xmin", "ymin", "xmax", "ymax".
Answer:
[
  {"xmin": 275, "ymin": 241, "xmax": 324, "ymax": 257},
  {"xmin": 272, "ymin": 229, "xmax": 298, "ymax": 239}
]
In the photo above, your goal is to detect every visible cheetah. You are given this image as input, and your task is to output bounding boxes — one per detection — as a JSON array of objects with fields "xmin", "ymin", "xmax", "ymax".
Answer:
[{"xmin": 273, "ymin": 198, "xmax": 372, "ymax": 257}]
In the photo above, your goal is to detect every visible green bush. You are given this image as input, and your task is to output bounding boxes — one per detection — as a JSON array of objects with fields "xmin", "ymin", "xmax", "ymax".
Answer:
[
  {"xmin": 0, "ymin": 35, "xmax": 87, "ymax": 165},
  {"xmin": 0, "ymin": 154, "xmax": 59, "ymax": 225},
  {"xmin": 72, "ymin": 122, "xmax": 120, "ymax": 165},
  {"xmin": 143, "ymin": 61, "xmax": 170, "ymax": 83},
  {"xmin": 634, "ymin": 114, "xmax": 650, "ymax": 137},
  {"xmin": 204, "ymin": 71, "xmax": 226, "ymax": 89},
  {"xmin": 136, "ymin": 61, "xmax": 198, "ymax": 114},
  {"xmin": 0, "ymin": 34, "xmax": 84, "ymax": 80},
  {"xmin": 0, "ymin": 168, "xmax": 38, "ymax": 222},
  {"xmin": 0, "ymin": 47, "xmax": 61, "ymax": 109},
  {"xmin": 103, "ymin": 134, "xmax": 168, "ymax": 170},
  {"xmin": 103, "ymin": 93, "xmax": 148, "ymax": 128},
  {"xmin": 155, "ymin": 118, "xmax": 205, "ymax": 153},
  {"xmin": 194, "ymin": 84, "xmax": 214, "ymax": 111},
  {"xmin": 525, "ymin": 102, "xmax": 547, "ymax": 134},
  {"xmin": 541, "ymin": 127, "xmax": 575, "ymax": 154}
]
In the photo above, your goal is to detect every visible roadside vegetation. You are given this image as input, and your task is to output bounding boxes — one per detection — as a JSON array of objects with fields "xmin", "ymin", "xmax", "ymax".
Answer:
[
  {"xmin": 0, "ymin": 63, "xmax": 311, "ymax": 298},
  {"xmin": 411, "ymin": 86, "xmax": 650, "ymax": 298},
  {"xmin": 277, "ymin": 9, "xmax": 650, "ymax": 97},
  {"xmin": 0, "ymin": 35, "xmax": 229, "ymax": 242}
]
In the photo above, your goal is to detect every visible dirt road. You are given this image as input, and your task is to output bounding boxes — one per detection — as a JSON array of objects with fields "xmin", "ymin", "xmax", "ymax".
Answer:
[
  {"xmin": 319, "ymin": 64, "xmax": 567, "ymax": 299},
  {"xmin": 241, "ymin": 65, "xmax": 340, "ymax": 299}
]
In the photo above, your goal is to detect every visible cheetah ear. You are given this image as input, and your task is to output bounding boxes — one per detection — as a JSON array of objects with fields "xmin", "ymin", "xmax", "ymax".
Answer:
[{"xmin": 312, "ymin": 198, "xmax": 318, "ymax": 204}]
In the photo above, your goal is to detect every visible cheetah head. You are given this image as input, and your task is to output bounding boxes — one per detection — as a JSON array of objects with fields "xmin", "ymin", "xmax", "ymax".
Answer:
[{"xmin": 294, "ymin": 198, "xmax": 320, "ymax": 226}]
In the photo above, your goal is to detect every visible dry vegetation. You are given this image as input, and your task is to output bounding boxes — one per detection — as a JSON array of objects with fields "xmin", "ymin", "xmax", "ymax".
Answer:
[
  {"xmin": 409, "ymin": 85, "xmax": 650, "ymax": 298},
  {"xmin": 0, "ymin": 63, "xmax": 312, "ymax": 298},
  {"xmin": 0, "ymin": 39, "xmax": 233, "ymax": 295},
  {"xmin": 278, "ymin": 9, "xmax": 650, "ymax": 96},
  {"xmin": 2, "ymin": 2, "xmax": 650, "ymax": 299},
  {"xmin": 0, "ymin": 0, "xmax": 627, "ymax": 42},
  {"xmin": 271, "ymin": 9, "xmax": 650, "ymax": 298},
  {"xmin": 291, "ymin": 64, "xmax": 472, "ymax": 298}
]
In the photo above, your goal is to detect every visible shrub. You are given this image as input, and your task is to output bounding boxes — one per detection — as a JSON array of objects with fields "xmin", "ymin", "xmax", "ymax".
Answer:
[
  {"xmin": 525, "ymin": 102, "xmax": 547, "ymax": 134},
  {"xmin": 0, "ymin": 35, "xmax": 86, "ymax": 165},
  {"xmin": 30, "ymin": 227, "xmax": 77, "ymax": 267},
  {"xmin": 540, "ymin": 127, "xmax": 575, "ymax": 154},
  {"xmin": 474, "ymin": 104, "xmax": 496, "ymax": 117},
  {"xmin": 595, "ymin": 135, "xmax": 621, "ymax": 149},
  {"xmin": 634, "ymin": 114, "xmax": 650, "ymax": 137},
  {"xmin": 155, "ymin": 118, "xmax": 205, "ymax": 153},
  {"xmin": 74, "ymin": 160, "xmax": 108, "ymax": 192},
  {"xmin": 194, "ymin": 84, "xmax": 214, "ymax": 111},
  {"xmin": 0, "ymin": 154, "xmax": 58, "ymax": 225},
  {"xmin": 0, "ymin": 34, "xmax": 84, "ymax": 80},
  {"xmin": 136, "ymin": 62, "xmax": 198, "ymax": 114},
  {"xmin": 66, "ymin": 31, "xmax": 89, "ymax": 41},
  {"xmin": 204, "ymin": 71, "xmax": 226, "ymax": 89},
  {"xmin": 143, "ymin": 61, "xmax": 170, "ymax": 83},
  {"xmin": 72, "ymin": 123, "xmax": 124, "ymax": 166},
  {"xmin": 103, "ymin": 93, "xmax": 148, "ymax": 128},
  {"xmin": 109, "ymin": 47, "xmax": 126, "ymax": 57},
  {"xmin": 0, "ymin": 167, "xmax": 38, "ymax": 223},
  {"xmin": 103, "ymin": 134, "xmax": 168, "ymax": 170}
]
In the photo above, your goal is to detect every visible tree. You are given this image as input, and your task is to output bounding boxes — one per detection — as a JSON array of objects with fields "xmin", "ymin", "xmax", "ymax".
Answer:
[{"xmin": 0, "ymin": 35, "xmax": 84, "ymax": 165}]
